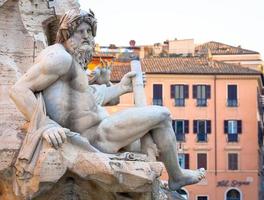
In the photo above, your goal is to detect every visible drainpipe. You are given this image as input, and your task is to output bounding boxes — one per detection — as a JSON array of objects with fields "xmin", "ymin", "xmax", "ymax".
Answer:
[{"xmin": 214, "ymin": 75, "xmax": 217, "ymax": 176}]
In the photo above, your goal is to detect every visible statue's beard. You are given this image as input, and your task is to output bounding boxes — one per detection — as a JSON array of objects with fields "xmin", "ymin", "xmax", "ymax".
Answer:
[
  {"xmin": 65, "ymin": 39, "xmax": 94, "ymax": 68},
  {"xmin": 75, "ymin": 45, "xmax": 93, "ymax": 67}
]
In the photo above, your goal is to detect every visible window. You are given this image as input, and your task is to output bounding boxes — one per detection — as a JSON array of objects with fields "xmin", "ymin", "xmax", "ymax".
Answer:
[
  {"xmin": 228, "ymin": 153, "xmax": 238, "ymax": 170},
  {"xmin": 171, "ymin": 84, "xmax": 189, "ymax": 106},
  {"xmin": 172, "ymin": 120, "xmax": 189, "ymax": 142},
  {"xmin": 197, "ymin": 153, "xmax": 207, "ymax": 170},
  {"xmin": 178, "ymin": 153, "xmax": 190, "ymax": 169},
  {"xmin": 193, "ymin": 85, "xmax": 210, "ymax": 107},
  {"xmin": 224, "ymin": 120, "xmax": 242, "ymax": 142},
  {"xmin": 227, "ymin": 85, "xmax": 238, "ymax": 107},
  {"xmin": 193, "ymin": 120, "xmax": 211, "ymax": 142},
  {"xmin": 197, "ymin": 196, "xmax": 208, "ymax": 200},
  {"xmin": 153, "ymin": 84, "xmax": 163, "ymax": 105},
  {"xmin": 226, "ymin": 189, "xmax": 240, "ymax": 200}
]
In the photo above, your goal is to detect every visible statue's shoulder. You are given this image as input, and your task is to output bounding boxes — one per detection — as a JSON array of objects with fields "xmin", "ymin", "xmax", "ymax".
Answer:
[{"xmin": 38, "ymin": 44, "xmax": 73, "ymax": 75}]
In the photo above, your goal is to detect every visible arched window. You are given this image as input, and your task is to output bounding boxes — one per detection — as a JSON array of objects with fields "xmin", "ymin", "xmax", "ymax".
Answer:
[{"xmin": 226, "ymin": 189, "xmax": 241, "ymax": 200}]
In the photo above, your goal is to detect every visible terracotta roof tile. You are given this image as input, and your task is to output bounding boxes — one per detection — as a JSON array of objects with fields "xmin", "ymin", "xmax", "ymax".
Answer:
[
  {"xmin": 110, "ymin": 62, "xmax": 130, "ymax": 82},
  {"xmin": 195, "ymin": 41, "xmax": 259, "ymax": 55},
  {"xmin": 110, "ymin": 57, "xmax": 260, "ymax": 82}
]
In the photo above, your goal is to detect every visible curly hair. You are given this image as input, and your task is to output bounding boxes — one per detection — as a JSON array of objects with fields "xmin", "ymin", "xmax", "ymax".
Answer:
[{"xmin": 56, "ymin": 8, "xmax": 97, "ymax": 43}]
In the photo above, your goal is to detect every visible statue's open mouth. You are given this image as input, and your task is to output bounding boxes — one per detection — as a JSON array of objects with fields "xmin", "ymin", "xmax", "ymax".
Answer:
[{"xmin": 82, "ymin": 41, "xmax": 90, "ymax": 45}]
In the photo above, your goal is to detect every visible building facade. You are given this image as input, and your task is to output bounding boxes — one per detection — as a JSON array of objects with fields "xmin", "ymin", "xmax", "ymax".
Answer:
[{"xmin": 108, "ymin": 57, "xmax": 263, "ymax": 200}]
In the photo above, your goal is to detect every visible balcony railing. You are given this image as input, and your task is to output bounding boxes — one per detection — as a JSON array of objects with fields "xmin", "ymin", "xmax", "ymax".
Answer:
[
  {"xmin": 228, "ymin": 133, "xmax": 238, "ymax": 142},
  {"xmin": 197, "ymin": 133, "xmax": 207, "ymax": 142},
  {"xmin": 227, "ymin": 99, "xmax": 238, "ymax": 107},
  {"xmin": 176, "ymin": 132, "xmax": 185, "ymax": 142},
  {"xmin": 197, "ymin": 98, "xmax": 207, "ymax": 107},
  {"xmin": 152, "ymin": 98, "xmax": 163, "ymax": 106},
  {"xmin": 175, "ymin": 98, "xmax": 185, "ymax": 106}
]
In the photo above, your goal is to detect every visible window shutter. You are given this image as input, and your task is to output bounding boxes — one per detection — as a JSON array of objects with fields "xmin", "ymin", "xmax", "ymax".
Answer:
[
  {"xmin": 237, "ymin": 120, "xmax": 242, "ymax": 134},
  {"xmin": 185, "ymin": 154, "xmax": 190, "ymax": 169},
  {"xmin": 193, "ymin": 120, "xmax": 197, "ymax": 134},
  {"xmin": 170, "ymin": 85, "xmax": 175, "ymax": 98},
  {"xmin": 224, "ymin": 120, "xmax": 228, "ymax": 134},
  {"xmin": 172, "ymin": 120, "xmax": 176, "ymax": 133},
  {"xmin": 184, "ymin": 85, "xmax": 189, "ymax": 99},
  {"xmin": 193, "ymin": 85, "xmax": 197, "ymax": 99},
  {"xmin": 206, "ymin": 85, "xmax": 211, "ymax": 99},
  {"xmin": 206, "ymin": 120, "xmax": 211, "ymax": 134},
  {"xmin": 184, "ymin": 120, "xmax": 189, "ymax": 134}
]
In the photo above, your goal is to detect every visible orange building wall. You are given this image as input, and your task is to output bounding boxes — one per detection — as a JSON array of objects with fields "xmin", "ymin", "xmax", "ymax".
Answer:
[{"xmin": 107, "ymin": 74, "xmax": 261, "ymax": 200}]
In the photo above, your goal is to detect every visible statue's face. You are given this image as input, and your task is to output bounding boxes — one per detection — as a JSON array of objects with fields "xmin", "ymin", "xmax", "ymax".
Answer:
[
  {"xmin": 72, "ymin": 22, "xmax": 94, "ymax": 51},
  {"xmin": 67, "ymin": 22, "xmax": 95, "ymax": 64}
]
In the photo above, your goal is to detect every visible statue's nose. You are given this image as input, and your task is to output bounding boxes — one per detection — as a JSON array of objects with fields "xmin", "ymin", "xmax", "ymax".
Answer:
[{"xmin": 83, "ymin": 31, "xmax": 89, "ymax": 39}]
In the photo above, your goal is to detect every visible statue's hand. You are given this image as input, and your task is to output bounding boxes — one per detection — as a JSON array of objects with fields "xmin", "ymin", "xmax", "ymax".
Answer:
[
  {"xmin": 42, "ymin": 127, "xmax": 67, "ymax": 149},
  {"xmin": 120, "ymin": 71, "xmax": 137, "ymax": 93},
  {"xmin": 120, "ymin": 71, "xmax": 146, "ymax": 93},
  {"xmin": 89, "ymin": 59, "xmax": 112, "ymax": 85}
]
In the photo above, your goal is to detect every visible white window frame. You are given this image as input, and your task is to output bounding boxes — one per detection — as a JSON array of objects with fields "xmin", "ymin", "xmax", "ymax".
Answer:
[{"xmin": 196, "ymin": 195, "xmax": 209, "ymax": 200}]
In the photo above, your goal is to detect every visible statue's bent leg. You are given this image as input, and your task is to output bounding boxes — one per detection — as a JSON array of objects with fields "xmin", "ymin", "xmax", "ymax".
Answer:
[
  {"xmin": 93, "ymin": 105, "xmax": 205, "ymax": 190},
  {"xmin": 93, "ymin": 105, "xmax": 170, "ymax": 153},
  {"xmin": 150, "ymin": 120, "xmax": 206, "ymax": 190}
]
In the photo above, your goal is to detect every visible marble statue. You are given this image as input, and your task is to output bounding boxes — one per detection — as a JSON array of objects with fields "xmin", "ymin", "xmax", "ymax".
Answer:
[{"xmin": 9, "ymin": 8, "xmax": 205, "ymax": 199}]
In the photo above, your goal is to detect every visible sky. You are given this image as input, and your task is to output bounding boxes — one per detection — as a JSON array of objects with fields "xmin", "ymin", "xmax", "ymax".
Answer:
[{"xmin": 79, "ymin": 0, "xmax": 264, "ymax": 58}]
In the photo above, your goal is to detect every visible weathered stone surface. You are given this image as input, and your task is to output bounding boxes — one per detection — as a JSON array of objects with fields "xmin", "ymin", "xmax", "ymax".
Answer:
[{"xmin": 0, "ymin": 138, "xmax": 167, "ymax": 200}]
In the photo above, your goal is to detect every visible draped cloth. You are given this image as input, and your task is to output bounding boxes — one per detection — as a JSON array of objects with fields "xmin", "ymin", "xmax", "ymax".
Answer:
[
  {"xmin": 13, "ymin": 93, "xmax": 60, "ymax": 198},
  {"xmin": 15, "ymin": 93, "xmax": 56, "ymax": 179}
]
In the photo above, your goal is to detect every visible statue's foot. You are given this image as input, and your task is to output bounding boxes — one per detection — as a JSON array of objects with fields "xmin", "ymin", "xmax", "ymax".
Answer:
[{"xmin": 168, "ymin": 168, "xmax": 206, "ymax": 190}]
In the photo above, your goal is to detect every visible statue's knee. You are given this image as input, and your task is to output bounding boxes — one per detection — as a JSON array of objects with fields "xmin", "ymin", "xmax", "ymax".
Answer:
[
  {"xmin": 94, "ymin": 140, "xmax": 119, "ymax": 154},
  {"xmin": 158, "ymin": 107, "xmax": 171, "ymax": 121}
]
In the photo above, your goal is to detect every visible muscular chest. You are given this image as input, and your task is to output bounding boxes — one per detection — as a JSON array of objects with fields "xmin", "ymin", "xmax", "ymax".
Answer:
[{"xmin": 67, "ymin": 61, "xmax": 88, "ymax": 92}]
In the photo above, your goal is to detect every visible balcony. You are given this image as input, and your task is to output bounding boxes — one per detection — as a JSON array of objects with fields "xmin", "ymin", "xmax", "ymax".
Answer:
[
  {"xmin": 152, "ymin": 98, "xmax": 163, "ymax": 106},
  {"xmin": 227, "ymin": 134, "xmax": 238, "ymax": 142},
  {"xmin": 176, "ymin": 132, "xmax": 185, "ymax": 142},
  {"xmin": 196, "ymin": 98, "xmax": 207, "ymax": 107},
  {"xmin": 197, "ymin": 133, "xmax": 207, "ymax": 142},
  {"xmin": 227, "ymin": 99, "xmax": 238, "ymax": 107},
  {"xmin": 175, "ymin": 98, "xmax": 185, "ymax": 107}
]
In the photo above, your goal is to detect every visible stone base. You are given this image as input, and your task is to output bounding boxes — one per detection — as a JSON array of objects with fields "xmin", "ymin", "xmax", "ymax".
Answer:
[{"xmin": 0, "ymin": 134, "xmax": 186, "ymax": 200}]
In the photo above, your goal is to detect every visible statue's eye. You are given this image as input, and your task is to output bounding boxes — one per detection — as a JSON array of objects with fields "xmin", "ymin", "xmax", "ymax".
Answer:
[{"xmin": 87, "ymin": 29, "xmax": 92, "ymax": 34}]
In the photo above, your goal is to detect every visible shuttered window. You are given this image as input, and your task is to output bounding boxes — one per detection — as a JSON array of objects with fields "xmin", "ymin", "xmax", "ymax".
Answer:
[
  {"xmin": 193, "ymin": 120, "xmax": 211, "ymax": 142},
  {"xmin": 197, "ymin": 153, "xmax": 207, "ymax": 170},
  {"xmin": 172, "ymin": 120, "xmax": 189, "ymax": 142},
  {"xmin": 171, "ymin": 84, "xmax": 189, "ymax": 106},
  {"xmin": 178, "ymin": 153, "xmax": 190, "ymax": 169},
  {"xmin": 228, "ymin": 153, "xmax": 238, "ymax": 170},
  {"xmin": 224, "ymin": 120, "xmax": 242, "ymax": 142},
  {"xmin": 193, "ymin": 85, "xmax": 210, "ymax": 106}
]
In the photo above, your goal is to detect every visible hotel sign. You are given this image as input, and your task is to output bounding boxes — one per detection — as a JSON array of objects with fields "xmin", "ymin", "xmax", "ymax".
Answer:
[{"xmin": 217, "ymin": 180, "xmax": 250, "ymax": 187}]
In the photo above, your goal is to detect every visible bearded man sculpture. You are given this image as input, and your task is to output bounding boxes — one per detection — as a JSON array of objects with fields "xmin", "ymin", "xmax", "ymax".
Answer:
[{"xmin": 9, "ymin": 8, "xmax": 205, "ymax": 195}]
